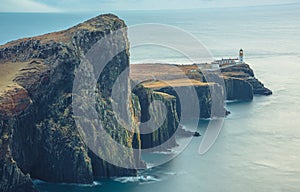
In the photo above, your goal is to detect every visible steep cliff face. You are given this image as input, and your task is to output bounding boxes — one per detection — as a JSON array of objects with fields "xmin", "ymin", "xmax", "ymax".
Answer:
[
  {"xmin": 131, "ymin": 79, "xmax": 226, "ymax": 151},
  {"xmin": 224, "ymin": 77, "xmax": 253, "ymax": 101},
  {"xmin": 221, "ymin": 63, "xmax": 272, "ymax": 97},
  {"xmin": 129, "ymin": 63, "xmax": 271, "ymax": 153},
  {"xmin": 133, "ymin": 85, "xmax": 179, "ymax": 150},
  {"xmin": 0, "ymin": 14, "xmax": 142, "ymax": 191},
  {"xmin": 131, "ymin": 63, "xmax": 272, "ymax": 108},
  {"xmin": 156, "ymin": 83, "xmax": 226, "ymax": 119},
  {"xmin": 131, "ymin": 64, "xmax": 227, "ymax": 119},
  {"xmin": 0, "ymin": 117, "xmax": 37, "ymax": 192}
]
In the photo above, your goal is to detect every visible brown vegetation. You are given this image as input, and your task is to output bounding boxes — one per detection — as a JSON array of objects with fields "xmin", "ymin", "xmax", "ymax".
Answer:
[{"xmin": 0, "ymin": 62, "xmax": 28, "ymax": 90}]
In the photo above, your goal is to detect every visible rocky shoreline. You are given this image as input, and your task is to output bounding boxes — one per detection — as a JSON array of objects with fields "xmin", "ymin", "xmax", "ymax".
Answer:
[{"xmin": 0, "ymin": 14, "xmax": 272, "ymax": 192}]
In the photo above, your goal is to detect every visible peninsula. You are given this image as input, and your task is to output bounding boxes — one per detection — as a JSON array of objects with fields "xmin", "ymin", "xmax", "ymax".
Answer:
[{"xmin": 0, "ymin": 14, "xmax": 271, "ymax": 192}]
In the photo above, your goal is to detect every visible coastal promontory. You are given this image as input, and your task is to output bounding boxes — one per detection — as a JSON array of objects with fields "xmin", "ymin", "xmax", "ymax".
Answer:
[
  {"xmin": 0, "ymin": 14, "xmax": 143, "ymax": 192},
  {"xmin": 0, "ymin": 14, "xmax": 272, "ymax": 192}
]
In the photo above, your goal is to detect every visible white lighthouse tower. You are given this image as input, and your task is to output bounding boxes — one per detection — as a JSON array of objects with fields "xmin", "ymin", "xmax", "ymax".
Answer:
[{"xmin": 239, "ymin": 49, "xmax": 244, "ymax": 63}]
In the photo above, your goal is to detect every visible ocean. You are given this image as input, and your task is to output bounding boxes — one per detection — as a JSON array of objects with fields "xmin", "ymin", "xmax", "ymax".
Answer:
[{"xmin": 1, "ymin": 3, "xmax": 300, "ymax": 192}]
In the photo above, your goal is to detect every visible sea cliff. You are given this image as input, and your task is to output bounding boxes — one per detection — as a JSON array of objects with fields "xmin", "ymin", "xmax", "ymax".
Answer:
[
  {"xmin": 133, "ymin": 85, "xmax": 179, "ymax": 150},
  {"xmin": 131, "ymin": 63, "xmax": 272, "ymax": 103},
  {"xmin": 130, "ymin": 63, "xmax": 272, "ymax": 150},
  {"xmin": 0, "ymin": 14, "xmax": 272, "ymax": 192},
  {"xmin": 0, "ymin": 14, "xmax": 142, "ymax": 192}
]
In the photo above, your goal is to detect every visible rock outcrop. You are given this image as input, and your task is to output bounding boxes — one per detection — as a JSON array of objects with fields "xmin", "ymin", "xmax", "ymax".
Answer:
[
  {"xmin": 0, "ymin": 13, "xmax": 273, "ymax": 192},
  {"xmin": 132, "ymin": 81, "xmax": 226, "ymax": 150},
  {"xmin": 155, "ymin": 82, "xmax": 226, "ymax": 118},
  {"xmin": 223, "ymin": 77, "xmax": 253, "ymax": 101},
  {"xmin": 133, "ymin": 85, "xmax": 179, "ymax": 150},
  {"xmin": 0, "ymin": 14, "xmax": 143, "ymax": 192},
  {"xmin": 130, "ymin": 66, "xmax": 227, "ymax": 152},
  {"xmin": 130, "ymin": 64, "xmax": 228, "ymax": 119},
  {"xmin": 220, "ymin": 63, "xmax": 272, "ymax": 97},
  {"xmin": 0, "ymin": 85, "xmax": 32, "ymax": 115},
  {"xmin": 130, "ymin": 62, "xmax": 272, "ymax": 154},
  {"xmin": 131, "ymin": 63, "xmax": 272, "ymax": 103},
  {"xmin": 0, "ymin": 117, "xmax": 37, "ymax": 192}
]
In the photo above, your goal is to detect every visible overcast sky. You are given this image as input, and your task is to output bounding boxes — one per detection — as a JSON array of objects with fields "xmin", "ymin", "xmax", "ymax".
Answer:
[{"xmin": 0, "ymin": 0, "xmax": 299, "ymax": 12}]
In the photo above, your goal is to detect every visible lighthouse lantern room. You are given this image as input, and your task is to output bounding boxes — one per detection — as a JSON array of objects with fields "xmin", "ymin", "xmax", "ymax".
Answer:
[{"xmin": 239, "ymin": 49, "xmax": 244, "ymax": 63}]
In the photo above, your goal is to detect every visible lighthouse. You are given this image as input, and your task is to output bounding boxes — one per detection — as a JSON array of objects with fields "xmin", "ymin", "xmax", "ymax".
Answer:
[{"xmin": 239, "ymin": 49, "xmax": 244, "ymax": 63}]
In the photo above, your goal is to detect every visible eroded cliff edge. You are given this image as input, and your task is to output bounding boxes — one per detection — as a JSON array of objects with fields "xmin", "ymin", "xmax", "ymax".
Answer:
[
  {"xmin": 0, "ymin": 14, "xmax": 143, "ymax": 192},
  {"xmin": 130, "ymin": 63, "xmax": 272, "ymax": 149},
  {"xmin": 131, "ymin": 63, "xmax": 272, "ymax": 104},
  {"xmin": 129, "ymin": 63, "xmax": 271, "ymax": 149},
  {"xmin": 0, "ymin": 13, "xmax": 273, "ymax": 192}
]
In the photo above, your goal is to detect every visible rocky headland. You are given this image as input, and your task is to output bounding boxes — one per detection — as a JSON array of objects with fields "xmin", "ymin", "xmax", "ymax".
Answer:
[
  {"xmin": 131, "ymin": 63, "xmax": 272, "ymax": 105},
  {"xmin": 0, "ymin": 14, "xmax": 272, "ymax": 192},
  {"xmin": 130, "ymin": 63, "xmax": 271, "ymax": 150},
  {"xmin": 0, "ymin": 14, "xmax": 143, "ymax": 192}
]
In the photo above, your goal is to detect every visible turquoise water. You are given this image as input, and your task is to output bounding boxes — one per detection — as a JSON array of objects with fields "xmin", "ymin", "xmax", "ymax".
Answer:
[{"xmin": 1, "ymin": 4, "xmax": 300, "ymax": 192}]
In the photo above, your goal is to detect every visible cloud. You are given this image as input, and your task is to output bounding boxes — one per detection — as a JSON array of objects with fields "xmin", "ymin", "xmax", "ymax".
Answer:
[
  {"xmin": 36, "ymin": 0, "xmax": 300, "ymax": 11},
  {"xmin": 0, "ymin": 0, "xmax": 299, "ymax": 12},
  {"xmin": 0, "ymin": 0, "xmax": 60, "ymax": 12}
]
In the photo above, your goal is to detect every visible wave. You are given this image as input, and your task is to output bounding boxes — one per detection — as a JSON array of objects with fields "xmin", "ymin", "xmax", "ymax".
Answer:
[
  {"xmin": 71, "ymin": 181, "xmax": 102, "ymax": 187},
  {"xmin": 33, "ymin": 179, "xmax": 101, "ymax": 187},
  {"xmin": 145, "ymin": 163, "xmax": 156, "ymax": 169},
  {"xmin": 252, "ymin": 160, "xmax": 300, "ymax": 176},
  {"xmin": 114, "ymin": 175, "xmax": 161, "ymax": 184},
  {"xmin": 252, "ymin": 161, "xmax": 278, "ymax": 170},
  {"xmin": 151, "ymin": 150, "xmax": 176, "ymax": 155}
]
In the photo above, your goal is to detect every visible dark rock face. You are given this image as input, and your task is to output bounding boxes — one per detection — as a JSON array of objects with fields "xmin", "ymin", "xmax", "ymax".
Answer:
[
  {"xmin": 131, "ymin": 63, "xmax": 272, "ymax": 118},
  {"xmin": 131, "ymin": 82, "xmax": 226, "ymax": 151},
  {"xmin": 246, "ymin": 77, "xmax": 272, "ymax": 96},
  {"xmin": 128, "ymin": 62, "xmax": 271, "ymax": 158},
  {"xmin": 133, "ymin": 86, "xmax": 179, "ymax": 150},
  {"xmin": 0, "ymin": 117, "xmax": 37, "ymax": 192},
  {"xmin": 0, "ymin": 14, "xmax": 142, "ymax": 191},
  {"xmin": 157, "ymin": 83, "xmax": 226, "ymax": 119},
  {"xmin": 221, "ymin": 64, "xmax": 272, "ymax": 98},
  {"xmin": 224, "ymin": 77, "xmax": 254, "ymax": 101}
]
